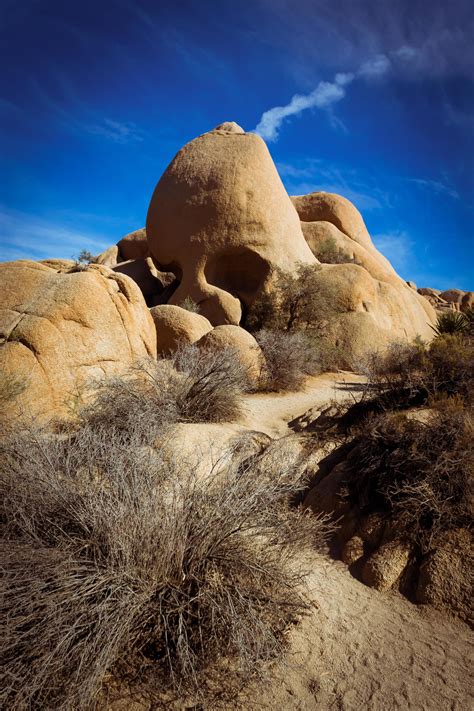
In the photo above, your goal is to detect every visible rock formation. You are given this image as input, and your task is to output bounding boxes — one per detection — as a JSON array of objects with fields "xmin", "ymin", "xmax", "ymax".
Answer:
[
  {"xmin": 149, "ymin": 304, "xmax": 213, "ymax": 355},
  {"xmin": 0, "ymin": 260, "xmax": 156, "ymax": 420},
  {"xmin": 196, "ymin": 325, "xmax": 263, "ymax": 383},
  {"xmin": 146, "ymin": 122, "xmax": 316, "ymax": 325}
]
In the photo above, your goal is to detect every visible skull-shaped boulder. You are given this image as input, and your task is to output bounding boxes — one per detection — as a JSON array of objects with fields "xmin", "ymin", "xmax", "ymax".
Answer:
[{"xmin": 146, "ymin": 122, "xmax": 316, "ymax": 325}]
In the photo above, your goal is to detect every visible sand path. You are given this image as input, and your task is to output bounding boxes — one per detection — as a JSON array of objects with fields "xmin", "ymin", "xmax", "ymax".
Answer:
[
  {"xmin": 227, "ymin": 374, "xmax": 473, "ymax": 710},
  {"xmin": 234, "ymin": 557, "xmax": 473, "ymax": 710}
]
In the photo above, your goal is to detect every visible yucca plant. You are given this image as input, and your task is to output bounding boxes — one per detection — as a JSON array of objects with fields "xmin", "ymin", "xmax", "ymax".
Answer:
[{"xmin": 430, "ymin": 311, "xmax": 469, "ymax": 337}]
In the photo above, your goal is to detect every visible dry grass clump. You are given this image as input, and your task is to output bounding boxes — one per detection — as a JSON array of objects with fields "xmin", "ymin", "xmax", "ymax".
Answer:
[
  {"xmin": 1, "ymin": 424, "xmax": 331, "ymax": 710},
  {"xmin": 79, "ymin": 343, "xmax": 251, "ymax": 440},
  {"xmin": 255, "ymin": 329, "xmax": 338, "ymax": 392},
  {"xmin": 344, "ymin": 405, "xmax": 473, "ymax": 553}
]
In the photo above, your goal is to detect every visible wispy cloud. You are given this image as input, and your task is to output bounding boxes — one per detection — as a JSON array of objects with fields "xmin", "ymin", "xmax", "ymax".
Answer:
[
  {"xmin": 253, "ymin": 0, "xmax": 473, "ymax": 82},
  {"xmin": 255, "ymin": 72, "xmax": 354, "ymax": 141},
  {"xmin": 277, "ymin": 158, "xmax": 393, "ymax": 212},
  {"xmin": 83, "ymin": 118, "xmax": 145, "ymax": 144},
  {"xmin": 0, "ymin": 207, "xmax": 110, "ymax": 262},
  {"xmin": 31, "ymin": 77, "xmax": 147, "ymax": 145},
  {"xmin": 372, "ymin": 230, "xmax": 414, "ymax": 271},
  {"xmin": 408, "ymin": 178, "xmax": 460, "ymax": 200},
  {"xmin": 358, "ymin": 53, "xmax": 391, "ymax": 79},
  {"xmin": 254, "ymin": 52, "xmax": 392, "ymax": 141}
]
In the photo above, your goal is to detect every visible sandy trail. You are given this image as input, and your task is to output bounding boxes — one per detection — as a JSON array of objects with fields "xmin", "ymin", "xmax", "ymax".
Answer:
[
  {"xmin": 229, "ymin": 374, "xmax": 472, "ymax": 710},
  {"xmin": 233, "ymin": 557, "xmax": 473, "ymax": 710},
  {"xmin": 163, "ymin": 373, "xmax": 472, "ymax": 709},
  {"xmin": 240, "ymin": 371, "xmax": 367, "ymax": 437}
]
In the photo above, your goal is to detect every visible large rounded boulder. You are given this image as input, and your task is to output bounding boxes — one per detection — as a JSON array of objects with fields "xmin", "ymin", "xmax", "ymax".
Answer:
[
  {"xmin": 0, "ymin": 260, "xmax": 156, "ymax": 421},
  {"xmin": 149, "ymin": 304, "xmax": 213, "ymax": 355},
  {"xmin": 146, "ymin": 122, "xmax": 316, "ymax": 325},
  {"xmin": 196, "ymin": 325, "xmax": 263, "ymax": 384}
]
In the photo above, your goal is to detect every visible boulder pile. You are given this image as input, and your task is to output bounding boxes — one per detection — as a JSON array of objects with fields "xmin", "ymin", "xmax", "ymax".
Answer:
[{"xmin": 1, "ymin": 121, "xmax": 444, "ymax": 420}]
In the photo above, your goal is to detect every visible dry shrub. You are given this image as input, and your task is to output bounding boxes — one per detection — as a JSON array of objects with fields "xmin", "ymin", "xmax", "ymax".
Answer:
[
  {"xmin": 344, "ymin": 406, "xmax": 473, "ymax": 553},
  {"xmin": 0, "ymin": 424, "xmax": 331, "ymax": 710},
  {"xmin": 255, "ymin": 329, "xmax": 338, "ymax": 392},
  {"xmin": 246, "ymin": 263, "xmax": 338, "ymax": 333},
  {"xmin": 360, "ymin": 335, "xmax": 474, "ymax": 410},
  {"xmin": 311, "ymin": 236, "xmax": 353, "ymax": 265},
  {"xmin": 79, "ymin": 344, "xmax": 251, "ymax": 440}
]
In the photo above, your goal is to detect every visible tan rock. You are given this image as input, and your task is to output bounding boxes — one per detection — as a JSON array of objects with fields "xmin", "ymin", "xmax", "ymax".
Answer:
[
  {"xmin": 292, "ymin": 191, "xmax": 380, "ymax": 253},
  {"xmin": 358, "ymin": 512, "xmax": 386, "ymax": 548},
  {"xmin": 406, "ymin": 280, "xmax": 417, "ymax": 290},
  {"xmin": 289, "ymin": 192, "xmax": 436, "ymax": 362},
  {"xmin": 362, "ymin": 540, "xmax": 411, "ymax": 591},
  {"xmin": 439, "ymin": 288, "xmax": 464, "ymax": 306},
  {"xmin": 0, "ymin": 260, "xmax": 156, "ymax": 422},
  {"xmin": 196, "ymin": 325, "xmax": 263, "ymax": 383},
  {"xmin": 304, "ymin": 461, "xmax": 350, "ymax": 517},
  {"xmin": 149, "ymin": 304, "xmax": 213, "ymax": 355},
  {"xmin": 300, "ymin": 220, "xmax": 399, "ymax": 285},
  {"xmin": 146, "ymin": 122, "xmax": 316, "ymax": 325},
  {"xmin": 341, "ymin": 535, "xmax": 365, "ymax": 565},
  {"xmin": 418, "ymin": 287, "xmax": 441, "ymax": 297},
  {"xmin": 460, "ymin": 291, "xmax": 474, "ymax": 313},
  {"xmin": 416, "ymin": 529, "xmax": 473, "ymax": 623},
  {"xmin": 113, "ymin": 258, "xmax": 172, "ymax": 302},
  {"xmin": 310, "ymin": 263, "xmax": 435, "ymax": 366},
  {"xmin": 94, "ymin": 245, "xmax": 120, "ymax": 267},
  {"xmin": 39, "ymin": 258, "xmax": 76, "ymax": 271},
  {"xmin": 117, "ymin": 228, "xmax": 150, "ymax": 261}
]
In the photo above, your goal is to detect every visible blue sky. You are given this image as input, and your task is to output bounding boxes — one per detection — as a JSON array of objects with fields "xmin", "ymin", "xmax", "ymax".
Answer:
[{"xmin": 1, "ymin": 0, "xmax": 473, "ymax": 290}]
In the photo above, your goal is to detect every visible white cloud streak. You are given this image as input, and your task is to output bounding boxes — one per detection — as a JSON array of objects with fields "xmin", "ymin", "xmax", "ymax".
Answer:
[{"xmin": 254, "ymin": 52, "xmax": 392, "ymax": 142}]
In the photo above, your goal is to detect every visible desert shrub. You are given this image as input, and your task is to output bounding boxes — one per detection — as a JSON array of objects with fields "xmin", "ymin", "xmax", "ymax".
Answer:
[
  {"xmin": 179, "ymin": 296, "xmax": 201, "ymax": 314},
  {"xmin": 360, "ymin": 334, "xmax": 474, "ymax": 410},
  {"xmin": 255, "ymin": 329, "xmax": 339, "ymax": 392},
  {"xmin": 79, "ymin": 344, "xmax": 251, "ymax": 440},
  {"xmin": 311, "ymin": 236, "xmax": 353, "ymax": 265},
  {"xmin": 246, "ymin": 263, "xmax": 338, "ymax": 333},
  {"xmin": 74, "ymin": 249, "xmax": 95, "ymax": 265},
  {"xmin": 343, "ymin": 406, "xmax": 473, "ymax": 553},
  {"xmin": 428, "ymin": 334, "xmax": 474, "ymax": 403},
  {"xmin": 430, "ymin": 310, "xmax": 470, "ymax": 336},
  {"xmin": 0, "ymin": 424, "xmax": 331, "ymax": 709},
  {"xmin": 0, "ymin": 371, "xmax": 27, "ymax": 409}
]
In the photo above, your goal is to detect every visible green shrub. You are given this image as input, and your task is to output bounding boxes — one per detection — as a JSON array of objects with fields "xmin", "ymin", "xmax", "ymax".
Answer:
[
  {"xmin": 311, "ymin": 236, "xmax": 353, "ymax": 265},
  {"xmin": 255, "ymin": 329, "xmax": 339, "ymax": 392},
  {"xmin": 246, "ymin": 263, "xmax": 338, "ymax": 333},
  {"xmin": 179, "ymin": 296, "xmax": 201, "ymax": 314},
  {"xmin": 430, "ymin": 311, "xmax": 469, "ymax": 337}
]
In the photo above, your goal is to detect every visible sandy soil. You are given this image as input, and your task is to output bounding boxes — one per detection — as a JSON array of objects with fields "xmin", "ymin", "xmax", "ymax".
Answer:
[
  {"xmin": 240, "ymin": 371, "xmax": 367, "ymax": 437},
  {"xmin": 142, "ymin": 373, "xmax": 473, "ymax": 710},
  {"xmin": 230, "ymin": 374, "xmax": 473, "ymax": 710},
  {"xmin": 233, "ymin": 557, "xmax": 473, "ymax": 710}
]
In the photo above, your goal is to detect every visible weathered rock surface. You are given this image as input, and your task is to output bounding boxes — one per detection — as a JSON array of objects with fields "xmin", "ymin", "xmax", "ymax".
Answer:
[
  {"xmin": 0, "ymin": 260, "xmax": 156, "ymax": 421},
  {"xmin": 149, "ymin": 304, "xmax": 213, "ymax": 355},
  {"xmin": 146, "ymin": 122, "xmax": 316, "ymax": 325},
  {"xmin": 416, "ymin": 529, "xmax": 473, "ymax": 624},
  {"xmin": 117, "ymin": 228, "xmax": 150, "ymax": 261},
  {"xmin": 362, "ymin": 540, "xmax": 411, "ymax": 591},
  {"xmin": 341, "ymin": 535, "xmax": 365, "ymax": 565},
  {"xmin": 196, "ymin": 325, "xmax": 263, "ymax": 383},
  {"xmin": 289, "ymin": 192, "xmax": 435, "ymax": 357}
]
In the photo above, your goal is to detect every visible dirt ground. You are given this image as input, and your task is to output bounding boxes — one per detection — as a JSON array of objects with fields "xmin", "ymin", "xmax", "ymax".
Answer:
[
  {"xmin": 232, "ymin": 556, "xmax": 473, "ymax": 710},
  {"xmin": 233, "ymin": 373, "xmax": 473, "ymax": 710}
]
